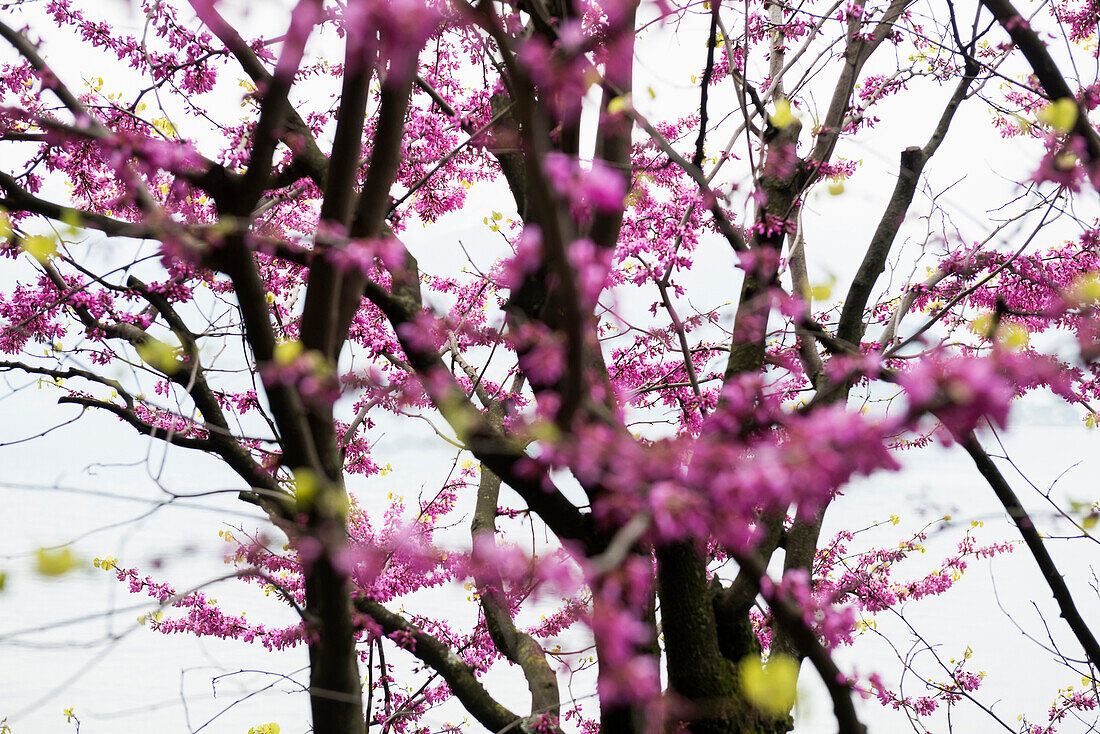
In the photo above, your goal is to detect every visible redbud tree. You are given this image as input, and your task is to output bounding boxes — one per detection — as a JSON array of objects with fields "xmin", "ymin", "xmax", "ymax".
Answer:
[{"xmin": 2, "ymin": 0, "xmax": 1099, "ymax": 732}]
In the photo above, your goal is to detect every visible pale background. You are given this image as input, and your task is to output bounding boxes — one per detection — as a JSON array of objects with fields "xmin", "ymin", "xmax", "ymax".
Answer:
[{"xmin": 1, "ymin": 1, "xmax": 1098, "ymax": 732}]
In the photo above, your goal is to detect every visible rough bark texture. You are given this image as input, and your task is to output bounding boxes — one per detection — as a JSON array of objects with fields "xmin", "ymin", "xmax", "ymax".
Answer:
[
  {"xmin": 658, "ymin": 543, "xmax": 790, "ymax": 734},
  {"xmin": 304, "ymin": 552, "xmax": 366, "ymax": 734}
]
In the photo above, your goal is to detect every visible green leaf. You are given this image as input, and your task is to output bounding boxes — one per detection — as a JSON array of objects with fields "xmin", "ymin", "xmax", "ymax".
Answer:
[
  {"xmin": 1038, "ymin": 98, "xmax": 1078, "ymax": 133},
  {"xmin": 997, "ymin": 322, "xmax": 1029, "ymax": 349},
  {"xmin": 21, "ymin": 234, "xmax": 57, "ymax": 263},
  {"xmin": 1069, "ymin": 271, "xmax": 1100, "ymax": 306},
  {"xmin": 292, "ymin": 468, "xmax": 321, "ymax": 509},
  {"xmin": 771, "ymin": 99, "xmax": 795, "ymax": 129},
  {"xmin": 740, "ymin": 654, "xmax": 799, "ymax": 715},
  {"xmin": 807, "ymin": 273, "xmax": 836, "ymax": 302},
  {"xmin": 273, "ymin": 340, "xmax": 304, "ymax": 366},
  {"xmin": 136, "ymin": 338, "xmax": 181, "ymax": 375},
  {"xmin": 35, "ymin": 548, "xmax": 79, "ymax": 577},
  {"xmin": 60, "ymin": 209, "xmax": 84, "ymax": 230},
  {"xmin": 607, "ymin": 95, "xmax": 631, "ymax": 115}
]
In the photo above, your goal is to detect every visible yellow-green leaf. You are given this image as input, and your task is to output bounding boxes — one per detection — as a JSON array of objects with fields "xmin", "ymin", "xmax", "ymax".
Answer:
[
  {"xmin": 806, "ymin": 273, "xmax": 836, "ymax": 302},
  {"xmin": 60, "ymin": 209, "xmax": 83, "ymax": 230},
  {"xmin": 828, "ymin": 180, "xmax": 845, "ymax": 195},
  {"xmin": 771, "ymin": 99, "xmax": 795, "ymax": 129},
  {"xmin": 35, "ymin": 548, "xmax": 79, "ymax": 577},
  {"xmin": 997, "ymin": 322, "xmax": 1029, "ymax": 349},
  {"xmin": 21, "ymin": 234, "xmax": 57, "ymax": 263},
  {"xmin": 273, "ymin": 340, "xmax": 304, "ymax": 366},
  {"xmin": 739, "ymin": 654, "xmax": 799, "ymax": 715},
  {"xmin": 136, "ymin": 338, "xmax": 181, "ymax": 375},
  {"xmin": 607, "ymin": 95, "xmax": 631, "ymax": 115},
  {"xmin": 525, "ymin": 419, "xmax": 562, "ymax": 445},
  {"xmin": 152, "ymin": 116, "xmax": 178, "ymax": 138},
  {"xmin": 969, "ymin": 312, "xmax": 995, "ymax": 337},
  {"xmin": 1038, "ymin": 98, "xmax": 1078, "ymax": 133},
  {"xmin": 1056, "ymin": 151, "xmax": 1078, "ymax": 170},
  {"xmin": 970, "ymin": 313, "xmax": 1029, "ymax": 348},
  {"xmin": 293, "ymin": 467, "xmax": 321, "ymax": 509},
  {"xmin": 1069, "ymin": 271, "xmax": 1100, "ymax": 306}
]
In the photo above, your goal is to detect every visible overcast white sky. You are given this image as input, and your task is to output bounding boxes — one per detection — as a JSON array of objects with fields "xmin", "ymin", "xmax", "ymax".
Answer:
[
  {"xmin": 1, "ymin": 1, "xmax": 1099, "ymax": 733},
  {"xmin": 4, "ymin": 397, "xmax": 1095, "ymax": 733}
]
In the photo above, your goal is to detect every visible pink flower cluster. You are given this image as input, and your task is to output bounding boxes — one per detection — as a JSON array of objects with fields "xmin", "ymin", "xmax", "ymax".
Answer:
[{"xmin": 543, "ymin": 152, "xmax": 627, "ymax": 216}]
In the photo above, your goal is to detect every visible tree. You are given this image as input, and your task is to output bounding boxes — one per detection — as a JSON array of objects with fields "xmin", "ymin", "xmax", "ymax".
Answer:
[{"xmin": 1, "ymin": 0, "xmax": 1099, "ymax": 732}]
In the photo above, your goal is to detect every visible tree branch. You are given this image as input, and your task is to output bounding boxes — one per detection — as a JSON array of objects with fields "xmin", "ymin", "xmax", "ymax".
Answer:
[
  {"xmin": 355, "ymin": 597, "xmax": 523, "ymax": 733},
  {"xmin": 472, "ymin": 463, "xmax": 562, "ymax": 722},
  {"xmin": 0, "ymin": 171, "xmax": 153, "ymax": 239},
  {"xmin": 361, "ymin": 277, "xmax": 594, "ymax": 550},
  {"xmin": 190, "ymin": 1, "xmax": 330, "ymax": 188},
  {"xmin": 837, "ymin": 65, "xmax": 977, "ymax": 344},
  {"xmin": 978, "ymin": 0, "xmax": 1100, "ymax": 161},
  {"xmin": 960, "ymin": 433, "xmax": 1100, "ymax": 670},
  {"xmin": 0, "ymin": 359, "xmax": 133, "ymax": 409},
  {"xmin": 732, "ymin": 550, "xmax": 867, "ymax": 734},
  {"xmin": 58, "ymin": 395, "xmax": 212, "ymax": 450}
]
